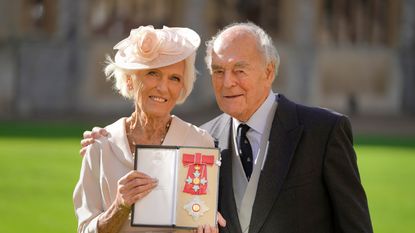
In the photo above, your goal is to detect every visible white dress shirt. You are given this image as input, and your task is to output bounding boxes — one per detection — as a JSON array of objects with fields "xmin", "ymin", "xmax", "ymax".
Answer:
[{"xmin": 232, "ymin": 91, "xmax": 278, "ymax": 164}]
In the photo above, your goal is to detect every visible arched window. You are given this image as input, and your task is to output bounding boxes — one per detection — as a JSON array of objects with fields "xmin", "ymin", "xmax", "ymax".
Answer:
[
  {"xmin": 21, "ymin": 0, "xmax": 57, "ymax": 37},
  {"xmin": 88, "ymin": 0, "xmax": 177, "ymax": 38},
  {"xmin": 319, "ymin": 0, "xmax": 400, "ymax": 47}
]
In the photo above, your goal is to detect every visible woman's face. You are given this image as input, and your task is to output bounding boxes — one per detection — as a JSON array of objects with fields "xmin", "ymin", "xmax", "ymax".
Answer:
[{"xmin": 135, "ymin": 61, "xmax": 185, "ymax": 118}]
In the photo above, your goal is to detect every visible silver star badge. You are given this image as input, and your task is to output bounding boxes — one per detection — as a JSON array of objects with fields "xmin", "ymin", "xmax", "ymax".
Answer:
[{"xmin": 184, "ymin": 196, "xmax": 209, "ymax": 220}]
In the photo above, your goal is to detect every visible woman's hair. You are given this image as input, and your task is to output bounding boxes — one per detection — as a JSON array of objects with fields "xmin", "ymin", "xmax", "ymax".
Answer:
[
  {"xmin": 205, "ymin": 22, "xmax": 280, "ymax": 75},
  {"xmin": 104, "ymin": 52, "xmax": 197, "ymax": 105}
]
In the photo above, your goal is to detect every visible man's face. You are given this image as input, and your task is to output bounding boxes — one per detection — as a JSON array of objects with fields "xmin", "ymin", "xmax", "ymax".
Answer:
[{"xmin": 210, "ymin": 29, "xmax": 274, "ymax": 122}]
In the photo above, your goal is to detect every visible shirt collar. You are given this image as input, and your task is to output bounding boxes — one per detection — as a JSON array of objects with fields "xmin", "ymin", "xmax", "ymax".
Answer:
[{"xmin": 233, "ymin": 91, "xmax": 276, "ymax": 135}]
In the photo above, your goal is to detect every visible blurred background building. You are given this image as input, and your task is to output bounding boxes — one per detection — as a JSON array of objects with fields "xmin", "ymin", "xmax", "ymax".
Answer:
[{"xmin": 0, "ymin": 0, "xmax": 414, "ymax": 131}]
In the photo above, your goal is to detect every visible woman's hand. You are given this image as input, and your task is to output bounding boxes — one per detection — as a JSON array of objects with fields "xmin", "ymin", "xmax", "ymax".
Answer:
[
  {"xmin": 196, "ymin": 212, "xmax": 226, "ymax": 233},
  {"xmin": 97, "ymin": 171, "xmax": 157, "ymax": 233},
  {"xmin": 115, "ymin": 170, "xmax": 158, "ymax": 208}
]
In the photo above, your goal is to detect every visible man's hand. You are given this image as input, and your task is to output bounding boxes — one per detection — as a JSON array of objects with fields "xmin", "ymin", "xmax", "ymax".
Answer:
[
  {"xmin": 79, "ymin": 127, "xmax": 109, "ymax": 157},
  {"xmin": 196, "ymin": 212, "xmax": 226, "ymax": 233}
]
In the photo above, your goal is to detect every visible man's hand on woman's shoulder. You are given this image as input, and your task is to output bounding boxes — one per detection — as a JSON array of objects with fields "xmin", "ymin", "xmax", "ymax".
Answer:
[{"xmin": 79, "ymin": 127, "xmax": 109, "ymax": 157}]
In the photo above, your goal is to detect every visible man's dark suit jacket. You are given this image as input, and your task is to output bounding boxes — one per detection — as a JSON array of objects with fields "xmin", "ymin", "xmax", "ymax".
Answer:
[{"xmin": 201, "ymin": 94, "xmax": 373, "ymax": 233}]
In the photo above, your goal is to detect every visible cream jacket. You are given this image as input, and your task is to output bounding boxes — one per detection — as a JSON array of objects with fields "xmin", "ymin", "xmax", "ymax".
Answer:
[{"xmin": 73, "ymin": 116, "xmax": 214, "ymax": 233}]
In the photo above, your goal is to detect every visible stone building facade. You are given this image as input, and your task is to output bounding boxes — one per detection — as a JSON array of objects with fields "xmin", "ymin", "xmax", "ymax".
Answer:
[{"xmin": 0, "ymin": 0, "xmax": 413, "ymax": 123}]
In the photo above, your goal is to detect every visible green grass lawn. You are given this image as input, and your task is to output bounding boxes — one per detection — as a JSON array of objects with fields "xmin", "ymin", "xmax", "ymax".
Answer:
[
  {"xmin": 0, "ymin": 138, "xmax": 81, "ymax": 233},
  {"xmin": 0, "ymin": 122, "xmax": 86, "ymax": 233},
  {"xmin": 357, "ymin": 145, "xmax": 415, "ymax": 233},
  {"xmin": 0, "ymin": 122, "xmax": 414, "ymax": 233}
]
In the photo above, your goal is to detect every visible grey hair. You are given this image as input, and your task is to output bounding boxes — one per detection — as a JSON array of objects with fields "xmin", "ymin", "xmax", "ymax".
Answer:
[
  {"xmin": 104, "ymin": 53, "xmax": 197, "ymax": 104},
  {"xmin": 205, "ymin": 22, "xmax": 280, "ymax": 75}
]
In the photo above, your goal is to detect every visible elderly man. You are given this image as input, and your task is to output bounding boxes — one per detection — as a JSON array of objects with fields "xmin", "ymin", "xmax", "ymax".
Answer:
[
  {"xmin": 200, "ymin": 22, "xmax": 373, "ymax": 233},
  {"xmin": 81, "ymin": 22, "xmax": 373, "ymax": 233}
]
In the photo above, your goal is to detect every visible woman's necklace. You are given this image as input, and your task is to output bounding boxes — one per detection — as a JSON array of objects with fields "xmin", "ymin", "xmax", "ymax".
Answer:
[{"xmin": 127, "ymin": 116, "xmax": 172, "ymax": 155}]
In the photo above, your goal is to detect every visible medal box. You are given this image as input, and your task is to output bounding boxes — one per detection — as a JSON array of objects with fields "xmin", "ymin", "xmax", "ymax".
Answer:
[{"xmin": 131, "ymin": 145, "xmax": 221, "ymax": 230}]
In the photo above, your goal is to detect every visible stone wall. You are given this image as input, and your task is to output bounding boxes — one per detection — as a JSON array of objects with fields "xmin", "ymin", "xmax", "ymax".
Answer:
[{"xmin": 0, "ymin": 0, "xmax": 413, "ymax": 122}]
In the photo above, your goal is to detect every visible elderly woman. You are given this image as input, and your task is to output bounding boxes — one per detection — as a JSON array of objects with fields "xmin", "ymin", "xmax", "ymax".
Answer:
[{"xmin": 73, "ymin": 26, "xmax": 217, "ymax": 233}]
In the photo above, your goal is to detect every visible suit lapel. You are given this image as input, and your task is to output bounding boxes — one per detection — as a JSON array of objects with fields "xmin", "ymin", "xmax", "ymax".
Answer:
[
  {"xmin": 215, "ymin": 116, "xmax": 243, "ymax": 233},
  {"xmin": 249, "ymin": 95, "xmax": 304, "ymax": 233}
]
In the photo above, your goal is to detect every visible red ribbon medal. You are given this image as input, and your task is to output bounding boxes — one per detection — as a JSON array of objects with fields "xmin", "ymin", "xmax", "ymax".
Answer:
[{"xmin": 182, "ymin": 152, "xmax": 215, "ymax": 195}]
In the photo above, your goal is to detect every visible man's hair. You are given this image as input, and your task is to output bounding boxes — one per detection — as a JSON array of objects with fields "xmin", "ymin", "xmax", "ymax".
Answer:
[{"xmin": 205, "ymin": 22, "xmax": 280, "ymax": 75}]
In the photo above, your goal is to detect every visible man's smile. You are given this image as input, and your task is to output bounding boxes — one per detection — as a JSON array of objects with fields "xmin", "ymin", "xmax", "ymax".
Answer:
[{"xmin": 223, "ymin": 94, "xmax": 243, "ymax": 99}]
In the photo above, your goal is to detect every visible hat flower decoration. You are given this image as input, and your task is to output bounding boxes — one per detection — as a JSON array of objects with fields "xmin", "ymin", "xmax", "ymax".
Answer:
[{"xmin": 113, "ymin": 25, "xmax": 200, "ymax": 70}]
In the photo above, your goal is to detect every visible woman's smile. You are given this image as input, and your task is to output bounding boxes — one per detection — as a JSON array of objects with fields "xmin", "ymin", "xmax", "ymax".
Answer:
[{"xmin": 149, "ymin": 95, "xmax": 168, "ymax": 103}]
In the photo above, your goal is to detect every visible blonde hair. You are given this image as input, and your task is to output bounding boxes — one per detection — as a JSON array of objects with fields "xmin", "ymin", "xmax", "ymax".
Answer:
[{"xmin": 104, "ymin": 53, "xmax": 197, "ymax": 104}]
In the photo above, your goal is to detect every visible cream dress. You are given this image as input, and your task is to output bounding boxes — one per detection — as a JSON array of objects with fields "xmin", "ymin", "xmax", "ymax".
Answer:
[{"xmin": 73, "ymin": 116, "xmax": 214, "ymax": 233}]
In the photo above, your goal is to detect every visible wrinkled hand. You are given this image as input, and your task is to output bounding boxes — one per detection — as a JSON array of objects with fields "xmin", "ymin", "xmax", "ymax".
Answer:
[
  {"xmin": 79, "ymin": 127, "xmax": 109, "ymax": 157},
  {"xmin": 196, "ymin": 212, "xmax": 226, "ymax": 233},
  {"xmin": 115, "ymin": 171, "xmax": 158, "ymax": 209}
]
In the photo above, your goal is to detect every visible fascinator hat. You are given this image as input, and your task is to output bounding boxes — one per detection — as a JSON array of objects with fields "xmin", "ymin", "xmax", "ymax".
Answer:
[{"xmin": 113, "ymin": 25, "xmax": 201, "ymax": 70}]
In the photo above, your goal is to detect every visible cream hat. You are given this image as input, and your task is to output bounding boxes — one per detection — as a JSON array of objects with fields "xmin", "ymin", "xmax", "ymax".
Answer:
[{"xmin": 113, "ymin": 25, "xmax": 201, "ymax": 70}]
